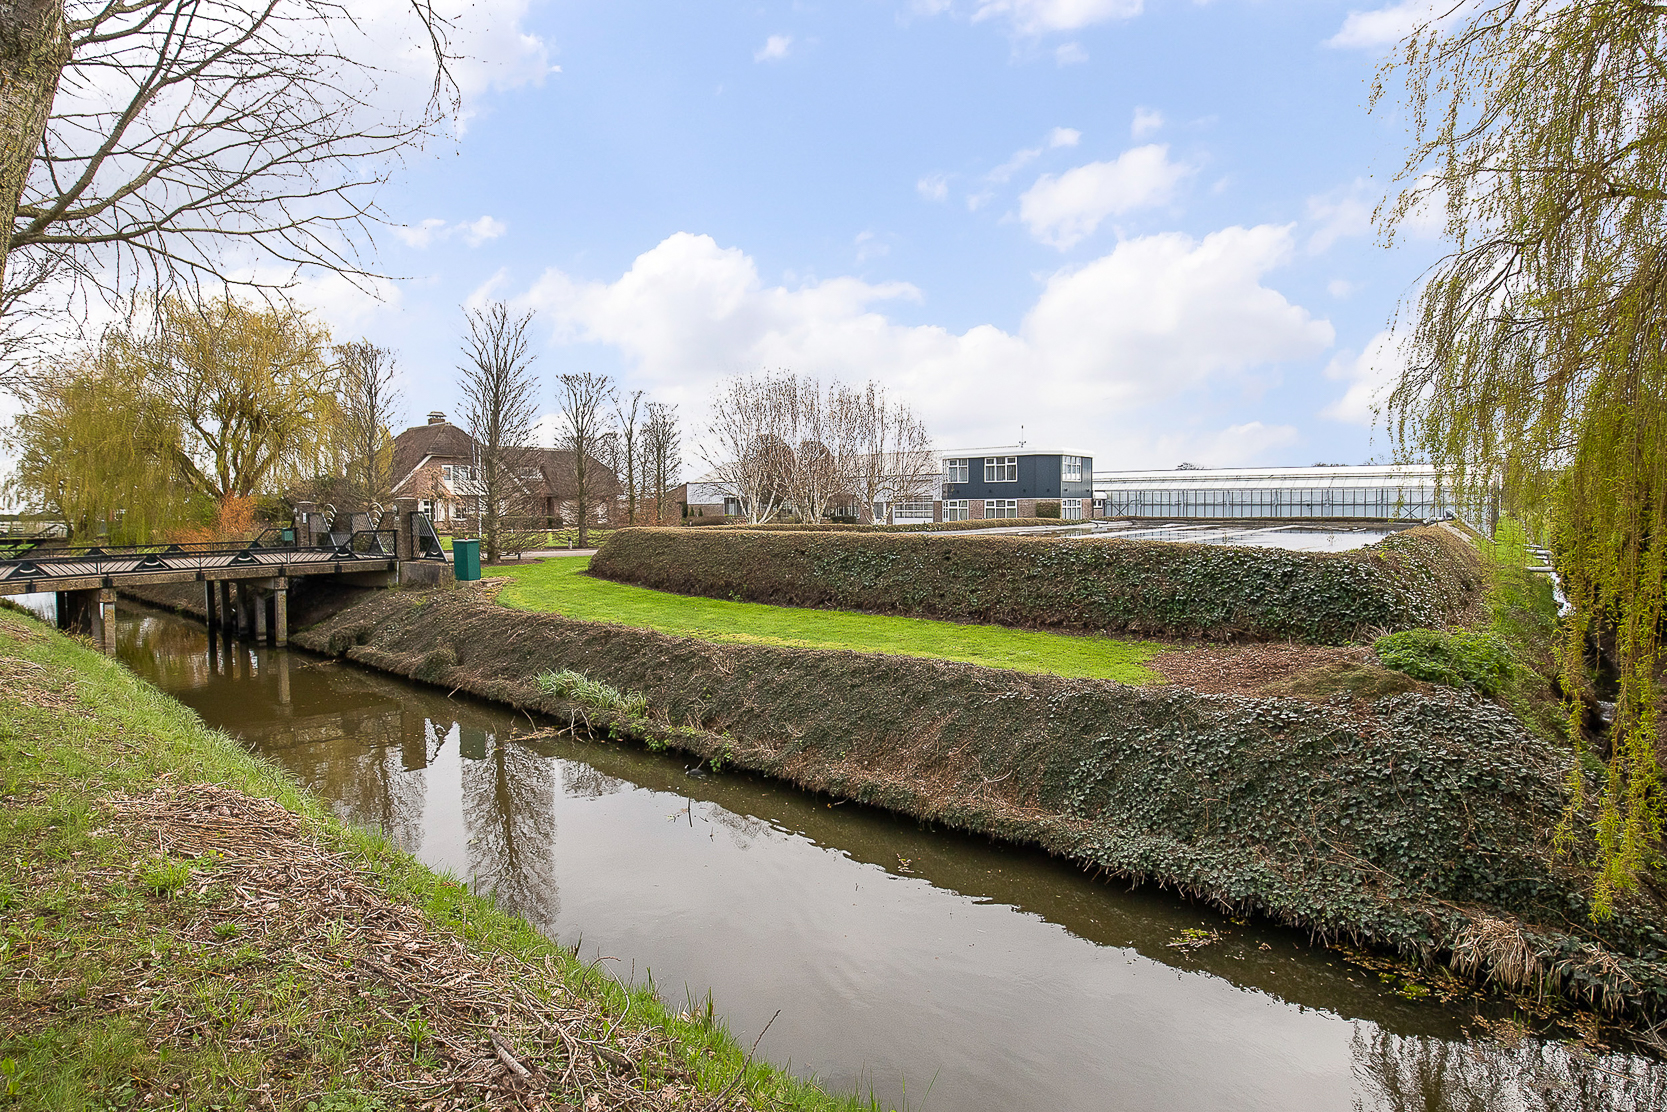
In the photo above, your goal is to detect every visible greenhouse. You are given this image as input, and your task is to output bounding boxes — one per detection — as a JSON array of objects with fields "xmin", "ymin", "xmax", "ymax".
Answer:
[{"xmin": 1092, "ymin": 464, "xmax": 1452, "ymax": 521}]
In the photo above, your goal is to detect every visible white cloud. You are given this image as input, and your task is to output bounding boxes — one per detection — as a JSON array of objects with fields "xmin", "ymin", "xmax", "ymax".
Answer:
[
  {"xmin": 855, "ymin": 231, "xmax": 890, "ymax": 262},
  {"xmin": 1055, "ymin": 42, "xmax": 1089, "ymax": 65},
  {"xmin": 463, "ymin": 215, "xmax": 508, "ymax": 246},
  {"xmin": 1019, "ymin": 145, "xmax": 1192, "ymax": 249},
  {"xmin": 395, "ymin": 218, "xmax": 449, "ymax": 249},
  {"xmin": 393, "ymin": 215, "xmax": 508, "ymax": 249},
  {"xmin": 1326, "ymin": 1, "xmax": 1477, "ymax": 50},
  {"xmin": 985, "ymin": 127, "xmax": 1082, "ymax": 188},
  {"xmin": 917, "ymin": 173, "xmax": 950, "ymax": 202},
  {"xmin": 1327, "ymin": 278, "xmax": 1359, "ymax": 299},
  {"xmin": 754, "ymin": 34, "xmax": 793, "ymax": 62},
  {"xmin": 1323, "ymin": 329, "xmax": 1404, "ymax": 425},
  {"xmin": 973, "ymin": 0, "xmax": 1144, "ymax": 35},
  {"xmin": 520, "ymin": 227, "xmax": 1332, "ymax": 465},
  {"xmin": 1306, "ymin": 179, "xmax": 1374, "ymax": 254},
  {"xmin": 1130, "ymin": 106, "xmax": 1164, "ymax": 139},
  {"xmin": 1048, "ymin": 127, "xmax": 1081, "ymax": 148}
]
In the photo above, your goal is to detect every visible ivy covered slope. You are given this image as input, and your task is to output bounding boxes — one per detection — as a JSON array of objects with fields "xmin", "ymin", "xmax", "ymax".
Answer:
[
  {"xmin": 587, "ymin": 526, "xmax": 1483, "ymax": 643},
  {"xmin": 297, "ymin": 583, "xmax": 1667, "ymax": 1021}
]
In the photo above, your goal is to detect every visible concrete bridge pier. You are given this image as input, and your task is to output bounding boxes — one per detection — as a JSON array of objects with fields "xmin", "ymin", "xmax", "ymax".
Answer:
[{"xmin": 53, "ymin": 587, "xmax": 117, "ymax": 653}]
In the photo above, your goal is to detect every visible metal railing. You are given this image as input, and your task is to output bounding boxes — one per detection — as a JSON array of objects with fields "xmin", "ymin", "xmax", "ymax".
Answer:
[{"xmin": 0, "ymin": 530, "xmax": 397, "ymax": 587}]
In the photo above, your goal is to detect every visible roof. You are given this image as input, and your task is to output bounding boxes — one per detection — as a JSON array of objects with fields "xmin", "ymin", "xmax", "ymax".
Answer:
[
  {"xmin": 1093, "ymin": 464, "xmax": 1439, "ymax": 490},
  {"xmin": 940, "ymin": 446, "xmax": 1094, "ymax": 459},
  {"xmin": 391, "ymin": 420, "xmax": 476, "ymax": 488}
]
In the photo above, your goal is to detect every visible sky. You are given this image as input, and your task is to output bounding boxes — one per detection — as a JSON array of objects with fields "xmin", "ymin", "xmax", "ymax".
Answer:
[{"xmin": 41, "ymin": 0, "xmax": 1466, "ymax": 477}]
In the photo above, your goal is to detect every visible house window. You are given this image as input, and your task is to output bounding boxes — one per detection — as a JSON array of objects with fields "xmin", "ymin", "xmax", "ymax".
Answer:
[
  {"xmin": 984, "ymin": 456, "xmax": 1017, "ymax": 483},
  {"xmin": 417, "ymin": 499, "xmax": 434, "ymax": 518},
  {"xmin": 1063, "ymin": 456, "xmax": 1083, "ymax": 482},
  {"xmin": 945, "ymin": 458, "xmax": 969, "ymax": 484},
  {"xmin": 1062, "ymin": 498, "xmax": 1083, "ymax": 520},
  {"xmin": 944, "ymin": 500, "xmax": 969, "ymax": 522},
  {"xmin": 723, "ymin": 497, "xmax": 742, "ymax": 516},
  {"xmin": 893, "ymin": 501, "xmax": 934, "ymax": 523},
  {"xmin": 984, "ymin": 499, "xmax": 1018, "ymax": 519}
]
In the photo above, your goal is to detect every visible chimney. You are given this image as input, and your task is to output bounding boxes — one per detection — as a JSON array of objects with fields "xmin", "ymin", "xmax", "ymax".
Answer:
[{"xmin": 427, "ymin": 411, "xmax": 446, "ymax": 425}]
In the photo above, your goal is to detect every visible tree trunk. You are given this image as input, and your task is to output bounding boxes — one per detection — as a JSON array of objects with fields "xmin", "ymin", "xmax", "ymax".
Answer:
[{"xmin": 0, "ymin": 0, "xmax": 67, "ymax": 290}]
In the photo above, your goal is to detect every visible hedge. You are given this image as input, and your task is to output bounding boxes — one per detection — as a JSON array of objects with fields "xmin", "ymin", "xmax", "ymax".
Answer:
[{"xmin": 588, "ymin": 525, "xmax": 1485, "ymax": 643}]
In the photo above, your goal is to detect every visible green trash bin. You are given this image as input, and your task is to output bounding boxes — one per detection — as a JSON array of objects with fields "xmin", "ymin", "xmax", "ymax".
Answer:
[{"xmin": 452, "ymin": 538, "xmax": 481, "ymax": 581}]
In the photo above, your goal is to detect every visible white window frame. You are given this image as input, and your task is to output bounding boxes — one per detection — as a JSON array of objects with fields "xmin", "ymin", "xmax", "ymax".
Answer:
[
  {"xmin": 984, "ymin": 456, "xmax": 1017, "ymax": 483},
  {"xmin": 1062, "ymin": 456, "xmax": 1083, "ymax": 482},
  {"xmin": 892, "ymin": 500, "xmax": 934, "ymax": 523},
  {"xmin": 945, "ymin": 458, "xmax": 969, "ymax": 484},
  {"xmin": 983, "ymin": 499, "xmax": 1018, "ymax": 519},
  {"xmin": 944, "ymin": 499, "xmax": 969, "ymax": 522},
  {"xmin": 1062, "ymin": 498, "xmax": 1083, "ymax": 521}
]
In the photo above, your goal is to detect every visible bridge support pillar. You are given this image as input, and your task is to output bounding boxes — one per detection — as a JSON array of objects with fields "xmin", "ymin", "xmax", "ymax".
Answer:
[
  {"xmin": 272, "ymin": 581, "xmax": 288, "ymax": 647},
  {"xmin": 205, "ymin": 581, "xmax": 218, "ymax": 634},
  {"xmin": 96, "ymin": 588, "xmax": 116, "ymax": 654},
  {"xmin": 236, "ymin": 583, "xmax": 253, "ymax": 638},
  {"xmin": 293, "ymin": 501, "xmax": 316, "ymax": 548},
  {"xmin": 218, "ymin": 581, "xmax": 234, "ymax": 635},
  {"xmin": 253, "ymin": 586, "xmax": 268, "ymax": 642}
]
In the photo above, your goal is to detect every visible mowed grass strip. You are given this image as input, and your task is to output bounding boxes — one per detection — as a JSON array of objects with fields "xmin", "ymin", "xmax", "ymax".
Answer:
[{"xmin": 493, "ymin": 556, "xmax": 1166, "ymax": 683}]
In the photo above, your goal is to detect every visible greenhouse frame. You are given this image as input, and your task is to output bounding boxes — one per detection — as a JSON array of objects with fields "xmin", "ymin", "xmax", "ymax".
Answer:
[{"xmin": 1092, "ymin": 464, "xmax": 1453, "ymax": 521}]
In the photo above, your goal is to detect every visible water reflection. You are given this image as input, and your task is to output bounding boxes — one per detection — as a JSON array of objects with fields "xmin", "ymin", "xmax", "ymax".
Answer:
[
  {"xmin": 1353, "ymin": 1029, "xmax": 1665, "ymax": 1112},
  {"xmin": 113, "ymin": 605, "xmax": 1666, "ymax": 1112},
  {"xmin": 462, "ymin": 727, "xmax": 561, "ymax": 931}
]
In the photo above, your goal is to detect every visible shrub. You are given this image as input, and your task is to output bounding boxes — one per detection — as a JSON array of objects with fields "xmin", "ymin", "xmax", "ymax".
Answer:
[
  {"xmin": 1374, "ymin": 628, "xmax": 1515, "ymax": 697},
  {"xmin": 686, "ymin": 515, "xmax": 739, "ymax": 527},
  {"xmin": 1035, "ymin": 501, "xmax": 1061, "ymax": 518},
  {"xmin": 589, "ymin": 525, "xmax": 1485, "ymax": 644}
]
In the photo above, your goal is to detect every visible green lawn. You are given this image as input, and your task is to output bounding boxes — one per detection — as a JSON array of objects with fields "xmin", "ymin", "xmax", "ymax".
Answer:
[{"xmin": 493, "ymin": 556, "xmax": 1166, "ymax": 683}]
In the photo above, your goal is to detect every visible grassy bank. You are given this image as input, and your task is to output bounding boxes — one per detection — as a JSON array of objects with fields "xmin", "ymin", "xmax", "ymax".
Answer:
[
  {"xmin": 493, "ymin": 556, "xmax": 1165, "ymax": 683},
  {"xmin": 587, "ymin": 525, "xmax": 1485, "ymax": 644},
  {"xmin": 0, "ymin": 607, "xmax": 868, "ymax": 1111},
  {"xmin": 296, "ymin": 582, "xmax": 1667, "ymax": 1024}
]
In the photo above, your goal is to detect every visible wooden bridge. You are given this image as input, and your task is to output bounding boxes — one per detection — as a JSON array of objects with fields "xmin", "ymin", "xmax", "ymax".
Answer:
[{"xmin": 0, "ymin": 499, "xmax": 448, "ymax": 652}]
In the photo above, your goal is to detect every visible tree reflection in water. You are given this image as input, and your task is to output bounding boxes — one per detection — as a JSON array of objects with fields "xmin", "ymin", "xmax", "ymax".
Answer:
[
  {"xmin": 461, "ymin": 728, "xmax": 560, "ymax": 933},
  {"xmin": 1352, "ymin": 1027, "xmax": 1667, "ymax": 1112}
]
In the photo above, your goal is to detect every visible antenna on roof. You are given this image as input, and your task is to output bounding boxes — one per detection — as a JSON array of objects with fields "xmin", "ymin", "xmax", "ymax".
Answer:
[{"xmin": 1019, "ymin": 424, "xmax": 1026, "ymax": 448}]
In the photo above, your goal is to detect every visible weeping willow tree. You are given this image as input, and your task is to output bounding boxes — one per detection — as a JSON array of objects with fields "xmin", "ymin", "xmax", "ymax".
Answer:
[
  {"xmin": 4, "ymin": 343, "xmax": 200, "ymax": 541},
  {"xmin": 1376, "ymin": 1, "xmax": 1667, "ymax": 910}
]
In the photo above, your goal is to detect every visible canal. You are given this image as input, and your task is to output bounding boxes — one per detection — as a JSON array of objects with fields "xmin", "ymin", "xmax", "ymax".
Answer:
[{"xmin": 106, "ymin": 601, "xmax": 1661, "ymax": 1111}]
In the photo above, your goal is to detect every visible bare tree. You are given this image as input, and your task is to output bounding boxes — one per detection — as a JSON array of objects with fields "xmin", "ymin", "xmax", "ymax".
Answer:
[
  {"xmin": 1, "ymin": 1, "xmax": 456, "ymax": 390},
  {"xmin": 335, "ymin": 339, "xmax": 401, "ymax": 513},
  {"xmin": 458, "ymin": 303, "xmax": 538, "ymax": 564},
  {"xmin": 614, "ymin": 388, "xmax": 643, "ymax": 523},
  {"xmin": 552, "ymin": 371, "xmax": 614, "ymax": 547},
  {"xmin": 702, "ymin": 372, "xmax": 792, "ymax": 524},
  {"xmin": 845, "ymin": 382, "xmax": 936, "ymax": 524},
  {"xmin": 641, "ymin": 400, "xmax": 680, "ymax": 524}
]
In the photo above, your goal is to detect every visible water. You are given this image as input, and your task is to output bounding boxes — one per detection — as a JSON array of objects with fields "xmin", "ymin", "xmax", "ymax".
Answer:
[{"xmin": 112, "ymin": 604, "xmax": 1663, "ymax": 1111}]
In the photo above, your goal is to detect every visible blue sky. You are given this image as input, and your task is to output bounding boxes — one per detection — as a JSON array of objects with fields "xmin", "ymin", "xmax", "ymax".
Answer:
[{"xmin": 315, "ymin": 0, "xmax": 1448, "ymax": 472}]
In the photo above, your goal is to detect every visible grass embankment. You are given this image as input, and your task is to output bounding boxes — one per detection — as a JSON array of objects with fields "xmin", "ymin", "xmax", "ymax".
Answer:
[
  {"xmin": 492, "ymin": 556, "xmax": 1165, "ymax": 683},
  {"xmin": 0, "ymin": 607, "xmax": 866, "ymax": 1112}
]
